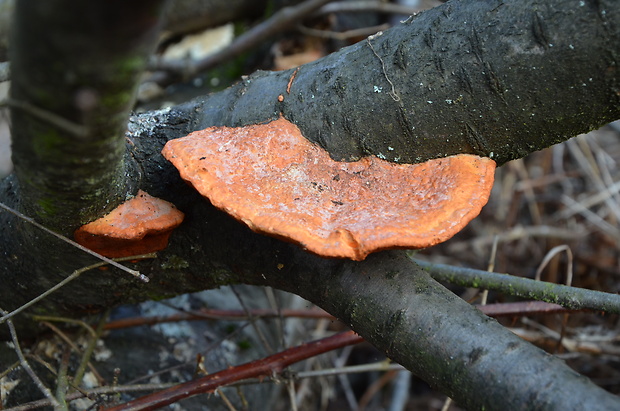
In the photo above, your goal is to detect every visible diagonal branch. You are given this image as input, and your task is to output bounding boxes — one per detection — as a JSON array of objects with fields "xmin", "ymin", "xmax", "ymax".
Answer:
[
  {"xmin": 105, "ymin": 331, "xmax": 363, "ymax": 411},
  {"xmin": 274, "ymin": 251, "xmax": 620, "ymax": 410},
  {"xmin": 416, "ymin": 259, "xmax": 620, "ymax": 313}
]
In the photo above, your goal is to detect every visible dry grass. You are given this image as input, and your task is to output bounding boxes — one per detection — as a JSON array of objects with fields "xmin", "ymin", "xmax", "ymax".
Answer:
[{"xmin": 419, "ymin": 123, "xmax": 620, "ymax": 399}]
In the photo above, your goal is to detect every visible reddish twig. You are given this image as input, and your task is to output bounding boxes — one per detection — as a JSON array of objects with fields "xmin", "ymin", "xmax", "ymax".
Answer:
[
  {"xmin": 104, "ymin": 302, "xmax": 580, "ymax": 331},
  {"xmin": 104, "ymin": 330, "xmax": 363, "ymax": 411},
  {"xmin": 104, "ymin": 307, "xmax": 333, "ymax": 330}
]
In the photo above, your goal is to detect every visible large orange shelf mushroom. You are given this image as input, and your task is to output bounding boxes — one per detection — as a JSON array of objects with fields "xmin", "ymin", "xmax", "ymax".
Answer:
[
  {"xmin": 162, "ymin": 117, "xmax": 495, "ymax": 260},
  {"xmin": 74, "ymin": 190, "xmax": 184, "ymax": 258}
]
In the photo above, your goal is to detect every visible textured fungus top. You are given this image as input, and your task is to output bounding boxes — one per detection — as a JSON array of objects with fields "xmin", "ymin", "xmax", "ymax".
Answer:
[
  {"xmin": 162, "ymin": 117, "xmax": 495, "ymax": 260},
  {"xmin": 74, "ymin": 190, "xmax": 185, "ymax": 258}
]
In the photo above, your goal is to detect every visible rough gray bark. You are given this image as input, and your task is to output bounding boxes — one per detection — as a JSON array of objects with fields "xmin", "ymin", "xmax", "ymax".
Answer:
[
  {"xmin": 277, "ymin": 251, "xmax": 620, "ymax": 411},
  {"xmin": 182, "ymin": 0, "xmax": 620, "ymax": 165},
  {"xmin": 1, "ymin": 0, "xmax": 620, "ymax": 409},
  {"xmin": 9, "ymin": 0, "xmax": 168, "ymax": 232},
  {"xmin": 0, "ymin": 0, "xmax": 11, "ymax": 61}
]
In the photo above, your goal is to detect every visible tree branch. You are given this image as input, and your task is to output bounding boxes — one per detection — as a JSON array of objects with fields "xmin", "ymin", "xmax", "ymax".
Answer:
[
  {"xmin": 151, "ymin": 0, "xmax": 337, "ymax": 84},
  {"xmin": 269, "ymin": 251, "xmax": 620, "ymax": 410},
  {"xmin": 173, "ymin": 0, "xmax": 619, "ymax": 166},
  {"xmin": 9, "ymin": 0, "xmax": 168, "ymax": 232},
  {"xmin": 416, "ymin": 259, "xmax": 620, "ymax": 313}
]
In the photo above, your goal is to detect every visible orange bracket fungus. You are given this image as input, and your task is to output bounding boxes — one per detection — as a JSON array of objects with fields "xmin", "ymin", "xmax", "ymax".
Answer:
[
  {"xmin": 74, "ymin": 190, "xmax": 184, "ymax": 258},
  {"xmin": 162, "ymin": 118, "xmax": 495, "ymax": 260}
]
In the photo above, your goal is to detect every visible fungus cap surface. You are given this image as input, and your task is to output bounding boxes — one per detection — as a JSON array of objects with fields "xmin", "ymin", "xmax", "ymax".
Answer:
[
  {"xmin": 74, "ymin": 190, "xmax": 184, "ymax": 258},
  {"xmin": 162, "ymin": 118, "xmax": 495, "ymax": 260}
]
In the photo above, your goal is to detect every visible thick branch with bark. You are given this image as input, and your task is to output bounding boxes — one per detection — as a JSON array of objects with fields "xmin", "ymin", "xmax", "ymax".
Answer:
[
  {"xmin": 9, "ymin": 0, "xmax": 168, "ymax": 232},
  {"xmin": 1, "ymin": 0, "xmax": 620, "ymax": 409},
  {"xmin": 277, "ymin": 251, "xmax": 620, "ymax": 410},
  {"xmin": 181, "ymin": 0, "xmax": 619, "ymax": 165}
]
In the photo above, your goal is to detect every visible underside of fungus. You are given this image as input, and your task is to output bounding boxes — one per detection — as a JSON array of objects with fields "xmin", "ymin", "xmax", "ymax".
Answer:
[
  {"xmin": 74, "ymin": 190, "xmax": 184, "ymax": 258},
  {"xmin": 162, "ymin": 117, "xmax": 496, "ymax": 260}
]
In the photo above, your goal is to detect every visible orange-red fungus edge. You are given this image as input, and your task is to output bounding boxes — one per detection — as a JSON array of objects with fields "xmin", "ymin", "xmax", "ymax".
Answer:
[
  {"xmin": 162, "ymin": 117, "xmax": 496, "ymax": 260},
  {"xmin": 74, "ymin": 190, "xmax": 184, "ymax": 258}
]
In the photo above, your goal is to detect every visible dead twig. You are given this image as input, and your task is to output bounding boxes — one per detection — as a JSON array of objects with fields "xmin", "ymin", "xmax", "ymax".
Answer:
[
  {"xmin": 415, "ymin": 259, "xmax": 620, "ymax": 313},
  {"xmin": 0, "ymin": 201, "xmax": 149, "ymax": 283},
  {"xmin": 0, "ymin": 308, "xmax": 62, "ymax": 410},
  {"xmin": 104, "ymin": 307, "xmax": 332, "ymax": 330},
  {"xmin": 104, "ymin": 331, "xmax": 363, "ymax": 411},
  {"xmin": 150, "ymin": 0, "xmax": 337, "ymax": 85},
  {"xmin": 0, "ymin": 254, "xmax": 156, "ymax": 325}
]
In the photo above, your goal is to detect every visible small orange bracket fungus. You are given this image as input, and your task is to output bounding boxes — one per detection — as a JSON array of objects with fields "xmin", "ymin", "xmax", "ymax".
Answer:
[
  {"xmin": 162, "ymin": 118, "xmax": 495, "ymax": 260},
  {"xmin": 74, "ymin": 190, "xmax": 184, "ymax": 258}
]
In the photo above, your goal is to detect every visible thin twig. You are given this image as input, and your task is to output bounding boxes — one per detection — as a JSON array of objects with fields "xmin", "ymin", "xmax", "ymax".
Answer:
[
  {"xmin": 535, "ymin": 245, "xmax": 575, "ymax": 354},
  {"xmin": 0, "ymin": 308, "xmax": 62, "ymax": 409},
  {"xmin": 388, "ymin": 369, "xmax": 411, "ymax": 411},
  {"xmin": 554, "ymin": 180, "xmax": 620, "ymax": 220},
  {"xmin": 476, "ymin": 301, "xmax": 574, "ymax": 317},
  {"xmin": 441, "ymin": 397, "xmax": 453, "ymax": 411},
  {"xmin": 414, "ymin": 259, "xmax": 620, "ymax": 313},
  {"xmin": 41, "ymin": 321, "xmax": 86, "ymax": 355},
  {"xmin": 366, "ymin": 31, "xmax": 400, "ymax": 101},
  {"xmin": 480, "ymin": 235, "xmax": 499, "ymax": 305},
  {"xmin": 358, "ymin": 368, "xmax": 398, "ymax": 410},
  {"xmin": 105, "ymin": 331, "xmax": 363, "ymax": 411},
  {"xmin": 103, "ymin": 301, "xmax": 578, "ymax": 332},
  {"xmin": 297, "ymin": 23, "xmax": 390, "ymax": 41},
  {"xmin": 0, "ymin": 254, "xmax": 156, "ymax": 325},
  {"xmin": 0, "ymin": 361, "xmax": 21, "ymax": 379},
  {"xmin": 285, "ymin": 379, "xmax": 298, "ymax": 411},
  {"xmin": 298, "ymin": 361, "xmax": 404, "ymax": 379},
  {"xmin": 217, "ymin": 388, "xmax": 238, "ymax": 411},
  {"xmin": 231, "ymin": 285, "xmax": 274, "ymax": 354},
  {"xmin": 105, "ymin": 307, "xmax": 332, "ymax": 330},
  {"xmin": 1, "ymin": 98, "xmax": 88, "ymax": 138},
  {"xmin": 74, "ymin": 310, "xmax": 110, "ymax": 388},
  {"xmin": 55, "ymin": 349, "xmax": 71, "ymax": 411},
  {"xmin": 150, "ymin": 0, "xmax": 337, "ymax": 84},
  {"xmin": 30, "ymin": 316, "xmax": 97, "ymax": 338},
  {"xmin": 3, "ymin": 363, "xmax": 407, "ymax": 411},
  {"xmin": 316, "ymin": 1, "xmax": 426, "ymax": 16},
  {"xmin": 333, "ymin": 345, "xmax": 358, "ymax": 410},
  {"xmin": 569, "ymin": 136, "xmax": 620, "ymax": 222},
  {"xmin": 1, "ymin": 383, "xmax": 178, "ymax": 411},
  {"xmin": 535, "ymin": 245, "xmax": 574, "ymax": 285},
  {"xmin": 39, "ymin": 320, "xmax": 105, "ymax": 386},
  {"xmin": 263, "ymin": 287, "xmax": 287, "ymax": 351},
  {"xmin": 452, "ymin": 225, "xmax": 586, "ymax": 254},
  {"xmin": 0, "ymin": 201, "xmax": 149, "ymax": 282},
  {"xmin": 560, "ymin": 195, "xmax": 620, "ymax": 243}
]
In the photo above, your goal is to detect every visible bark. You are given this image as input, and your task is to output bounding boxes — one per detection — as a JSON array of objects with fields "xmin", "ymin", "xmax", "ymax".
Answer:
[
  {"xmin": 0, "ymin": 0, "xmax": 10, "ymax": 61},
  {"xmin": 181, "ymin": 0, "xmax": 620, "ymax": 166},
  {"xmin": 1, "ymin": 0, "xmax": 620, "ymax": 409},
  {"xmin": 278, "ymin": 251, "xmax": 620, "ymax": 410},
  {"xmin": 9, "ymin": 0, "xmax": 168, "ymax": 233}
]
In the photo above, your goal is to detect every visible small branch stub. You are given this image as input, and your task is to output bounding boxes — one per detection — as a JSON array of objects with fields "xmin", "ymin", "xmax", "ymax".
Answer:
[
  {"xmin": 74, "ymin": 190, "xmax": 184, "ymax": 258},
  {"xmin": 162, "ymin": 118, "xmax": 495, "ymax": 260}
]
